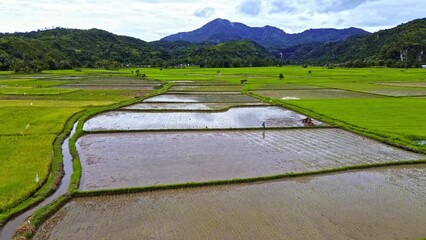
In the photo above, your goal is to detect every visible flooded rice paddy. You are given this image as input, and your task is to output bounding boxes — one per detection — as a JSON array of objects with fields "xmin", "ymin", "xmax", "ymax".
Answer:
[
  {"xmin": 379, "ymin": 81, "xmax": 426, "ymax": 88},
  {"xmin": 143, "ymin": 93, "xmax": 259, "ymax": 102},
  {"xmin": 57, "ymin": 79, "xmax": 162, "ymax": 90},
  {"xmin": 254, "ymin": 89, "xmax": 375, "ymax": 99},
  {"xmin": 252, "ymin": 83, "xmax": 322, "ymax": 90},
  {"xmin": 27, "ymin": 83, "xmax": 426, "ymax": 239},
  {"xmin": 83, "ymin": 106, "xmax": 327, "ymax": 131},
  {"xmin": 364, "ymin": 88, "xmax": 426, "ymax": 97},
  {"xmin": 123, "ymin": 102, "xmax": 268, "ymax": 111},
  {"xmin": 171, "ymin": 81, "xmax": 233, "ymax": 86},
  {"xmin": 167, "ymin": 91, "xmax": 242, "ymax": 94},
  {"xmin": 77, "ymin": 129, "xmax": 424, "ymax": 190},
  {"xmin": 58, "ymin": 84, "xmax": 160, "ymax": 90},
  {"xmin": 48, "ymin": 78, "xmax": 161, "ymax": 92},
  {"xmin": 170, "ymin": 85, "xmax": 243, "ymax": 92},
  {"xmin": 34, "ymin": 165, "xmax": 426, "ymax": 240}
]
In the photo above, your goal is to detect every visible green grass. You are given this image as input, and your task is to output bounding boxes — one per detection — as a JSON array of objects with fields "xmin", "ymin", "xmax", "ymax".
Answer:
[
  {"xmin": 113, "ymin": 66, "xmax": 426, "ymax": 84},
  {"xmin": 0, "ymin": 105, "xmax": 83, "ymax": 218},
  {"xmin": 58, "ymin": 89, "xmax": 147, "ymax": 101},
  {"xmin": 289, "ymin": 98, "xmax": 426, "ymax": 141},
  {"xmin": 0, "ymin": 73, "xmax": 160, "ymax": 222},
  {"xmin": 0, "ymin": 100, "xmax": 113, "ymax": 107},
  {"xmin": 0, "ymin": 107, "xmax": 81, "ymax": 135},
  {"xmin": 0, "ymin": 87, "xmax": 77, "ymax": 95},
  {"xmin": 0, "ymin": 90, "xmax": 149, "ymax": 103},
  {"xmin": 0, "ymin": 135, "xmax": 55, "ymax": 212},
  {"xmin": 0, "ymin": 79, "xmax": 68, "ymax": 88},
  {"xmin": 12, "ymin": 66, "xmax": 426, "ymax": 85}
]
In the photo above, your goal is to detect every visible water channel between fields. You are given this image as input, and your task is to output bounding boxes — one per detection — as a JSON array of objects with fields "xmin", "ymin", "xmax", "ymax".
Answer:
[{"xmin": 0, "ymin": 122, "xmax": 78, "ymax": 240}]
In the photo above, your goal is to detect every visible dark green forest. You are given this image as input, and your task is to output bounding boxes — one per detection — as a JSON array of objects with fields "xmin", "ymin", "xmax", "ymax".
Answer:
[
  {"xmin": 0, "ymin": 28, "xmax": 278, "ymax": 72},
  {"xmin": 279, "ymin": 18, "xmax": 426, "ymax": 67},
  {"xmin": 0, "ymin": 18, "xmax": 424, "ymax": 72}
]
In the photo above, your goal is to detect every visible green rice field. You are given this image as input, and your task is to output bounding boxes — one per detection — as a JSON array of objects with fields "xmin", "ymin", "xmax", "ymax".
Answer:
[
  {"xmin": 0, "ymin": 74, "xmax": 159, "ymax": 222},
  {"xmin": 1, "ymin": 66, "xmax": 425, "ymax": 239}
]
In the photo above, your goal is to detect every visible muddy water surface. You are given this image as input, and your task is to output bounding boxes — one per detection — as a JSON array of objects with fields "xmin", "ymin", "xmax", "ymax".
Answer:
[
  {"xmin": 170, "ymin": 85, "xmax": 243, "ymax": 92},
  {"xmin": 83, "ymin": 106, "xmax": 326, "ymax": 131},
  {"xmin": 254, "ymin": 89, "xmax": 374, "ymax": 99},
  {"xmin": 57, "ymin": 84, "xmax": 159, "ymax": 90},
  {"xmin": 365, "ymin": 89, "xmax": 426, "ymax": 97},
  {"xmin": 77, "ymin": 129, "xmax": 424, "ymax": 190},
  {"xmin": 143, "ymin": 93, "xmax": 259, "ymax": 102},
  {"xmin": 34, "ymin": 165, "xmax": 426, "ymax": 240},
  {"xmin": 123, "ymin": 102, "xmax": 268, "ymax": 111},
  {"xmin": 379, "ymin": 82, "xmax": 426, "ymax": 88}
]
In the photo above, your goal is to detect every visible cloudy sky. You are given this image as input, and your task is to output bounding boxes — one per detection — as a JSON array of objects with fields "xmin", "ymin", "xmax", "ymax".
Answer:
[{"xmin": 0, "ymin": 0, "xmax": 424, "ymax": 41}]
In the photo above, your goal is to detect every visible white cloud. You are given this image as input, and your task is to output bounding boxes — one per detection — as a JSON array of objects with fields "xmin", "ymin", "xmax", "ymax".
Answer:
[
  {"xmin": 269, "ymin": 1, "xmax": 296, "ymax": 14},
  {"xmin": 0, "ymin": 0, "xmax": 424, "ymax": 41},
  {"xmin": 194, "ymin": 7, "xmax": 215, "ymax": 18},
  {"xmin": 237, "ymin": 0, "xmax": 262, "ymax": 16}
]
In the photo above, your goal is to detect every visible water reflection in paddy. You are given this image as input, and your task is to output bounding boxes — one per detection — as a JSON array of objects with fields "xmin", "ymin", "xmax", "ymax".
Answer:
[{"xmin": 84, "ymin": 106, "xmax": 326, "ymax": 131}]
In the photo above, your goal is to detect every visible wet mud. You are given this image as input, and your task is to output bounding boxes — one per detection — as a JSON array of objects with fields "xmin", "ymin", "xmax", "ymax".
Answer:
[
  {"xmin": 365, "ymin": 89, "xmax": 426, "ymax": 97},
  {"xmin": 122, "ymin": 102, "xmax": 268, "ymax": 111},
  {"xmin": 34, "ymin": 165, "xmax": 426, "ymax": 240},
  {"xmin": 379, "ymin": 82, "xmax": 426, "ymax": 88},
  {"xmin": 254, "ymin": 89, "xmax": 374, "ymax": 99},
  {"xmin": 77, "ymin": 129, "xmax": 424, "ymax": 190},
  {"xmin": 169, "ymin": 85, "xmax": 243, "ymax": 92},
  {"xmin": 143, "ymin": 93, "xmax": 260, "ymax": 103},
  {"xmin": 58, "ymin": 84, "xmax": 159, "ymax": 90}
]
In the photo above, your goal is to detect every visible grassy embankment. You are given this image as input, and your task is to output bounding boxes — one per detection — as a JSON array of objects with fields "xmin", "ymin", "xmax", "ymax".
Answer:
[{"xmin": 0, "ymin": 71, "xmax": 158, "ymax": 225}]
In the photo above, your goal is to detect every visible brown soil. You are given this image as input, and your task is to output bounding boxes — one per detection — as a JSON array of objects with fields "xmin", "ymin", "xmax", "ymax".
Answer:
[{"xmin": 34, "ymin": 165, "xmax": 426, "ymax": 240}]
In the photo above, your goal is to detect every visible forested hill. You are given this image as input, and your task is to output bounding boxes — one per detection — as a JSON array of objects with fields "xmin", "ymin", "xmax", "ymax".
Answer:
[
  {"xmin": 0, "ymin": 28, "xmax": 160, "ymax": 71},
  {"xmin": 279, "ymin": 18, "xmax": 426, "ymax": 67},
  {"xmin": 0, "ymin": 28, "xmax": 279, "ymax": 72},
  {"xmin": 151, "ymin": 40, "xmax": 276, "ymax": 67},
  {"xmin": 0, "ymin": 18, "xmax": 425, "ymax": 72}
]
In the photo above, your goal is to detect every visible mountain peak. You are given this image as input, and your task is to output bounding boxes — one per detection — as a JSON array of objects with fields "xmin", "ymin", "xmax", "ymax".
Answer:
[
  {"xmin": 210, "ymin": 18, "xmax": 231, "ymax": 24},
  {"xmin": 203, "ymin": 18, "xmax": 236, "ymax": 29}
]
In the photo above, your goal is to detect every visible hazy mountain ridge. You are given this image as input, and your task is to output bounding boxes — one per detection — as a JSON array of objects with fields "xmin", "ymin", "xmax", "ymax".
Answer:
[{"xmin": 161, "ymin": 18, "xmax": 370, "ymax": 47}]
